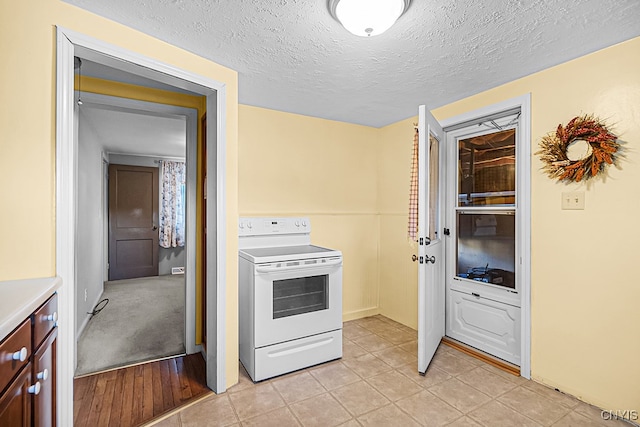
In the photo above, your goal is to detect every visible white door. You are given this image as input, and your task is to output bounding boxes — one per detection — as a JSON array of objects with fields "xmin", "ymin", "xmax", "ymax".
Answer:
[
  {"xmin": 417, "ymin": 105, "xmax": 445, "ymax": 374},
  {"xmin": 443, "ymin": 111, "xmax": 522, "ymax": 366}
]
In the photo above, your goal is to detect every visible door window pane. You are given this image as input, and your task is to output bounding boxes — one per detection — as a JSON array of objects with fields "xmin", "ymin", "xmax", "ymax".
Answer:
[
  {"xmin": 273, "ymin": 275, "xmax": 327, "ymax": 319},
  {"xmin": 456, "ymin": 212, "xmax": 515, "ymax": 289},
  {"xmin": 458, "ymin": 129, "xmax": 515, "ymax": 207},
  {"xmin": 428, "ymin": 134, "xmax": 439, "ymax": 240}
]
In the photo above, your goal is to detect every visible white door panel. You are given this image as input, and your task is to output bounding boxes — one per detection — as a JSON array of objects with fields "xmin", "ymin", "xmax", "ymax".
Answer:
[
  {"xmin": 417, "ymin": 105, "xmax": 445, "ymax": 374},
  {"xmin": 447, "ymin": 290, "xmax": 520, "ymax": 365},
  {"xmin": 443, "ymin": 107, "xmax": 526, "ymax": 369}
]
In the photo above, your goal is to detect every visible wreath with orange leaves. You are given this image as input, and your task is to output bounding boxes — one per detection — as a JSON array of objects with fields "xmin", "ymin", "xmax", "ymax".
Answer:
[{"xmin": 536, "ymin": 115, "xmax": 620, "ymax": 183}]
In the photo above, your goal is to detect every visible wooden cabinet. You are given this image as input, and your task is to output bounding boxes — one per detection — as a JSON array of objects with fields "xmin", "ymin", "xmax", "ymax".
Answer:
[
  {"xmin": 0, "ymin": 319, "xmax": 31, "ymax": 395},
  {"xmin": 32, "ymin": 330, "xmax": 56, "ymax": 427},
  {"xmin": 0, "ymin": 294, "xmax": 57, "ymax": 427},
  {"xmin": 0, "ymin": 366, "xmax": 32, "ymax": 426}
]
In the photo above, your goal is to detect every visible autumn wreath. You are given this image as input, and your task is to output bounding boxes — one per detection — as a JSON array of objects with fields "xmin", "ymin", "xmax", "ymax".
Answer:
[{"xmin": 537, "ymin": 115, "xmax": 620, "ymax": 182}]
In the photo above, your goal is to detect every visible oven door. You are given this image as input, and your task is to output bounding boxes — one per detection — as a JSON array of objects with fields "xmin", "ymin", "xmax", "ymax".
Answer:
[{"xmin": 253, "ymin": 256, "xmax": 343, "ymax": 348}]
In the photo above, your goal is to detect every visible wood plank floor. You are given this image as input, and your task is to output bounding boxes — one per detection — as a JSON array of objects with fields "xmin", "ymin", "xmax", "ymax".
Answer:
[{"xmin": 73, "ymin": 354, "xmax": 209, "ymax": 427}]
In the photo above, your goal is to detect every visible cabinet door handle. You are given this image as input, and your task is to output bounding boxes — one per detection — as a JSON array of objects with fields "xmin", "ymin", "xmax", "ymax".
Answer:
[
  {"xmin": 37, "ymin": 369, "xmax": 49, "ymax": 381},
  {"xmin": 12, "ymin": 347, "xmax": 27, "ymax": 362},
  {"xmin": 45, "ymin": 312, "xmax": 58, "ymax": 322},
  {"xmin": 28, "ymin": 381, "xmax": 41, "ymax": 395}
]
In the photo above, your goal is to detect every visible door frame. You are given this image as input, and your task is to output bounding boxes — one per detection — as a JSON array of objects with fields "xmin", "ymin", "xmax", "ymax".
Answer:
[
  {"xmin": 56, "ymin": 27, "xmax": 228, "ymax": 425},
  {"xmin": 77, "ymin": 92, "xmax": 199, "ymax": 355},
  {"xmin": 439, "ymin": 94, "xmax": 531, "ymax": 379}
]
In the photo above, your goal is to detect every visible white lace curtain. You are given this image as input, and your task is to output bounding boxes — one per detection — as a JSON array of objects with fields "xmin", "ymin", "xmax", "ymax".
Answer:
[{"xmin": 159, "ymin": 160, "xmax": 186, "ymax": 248}]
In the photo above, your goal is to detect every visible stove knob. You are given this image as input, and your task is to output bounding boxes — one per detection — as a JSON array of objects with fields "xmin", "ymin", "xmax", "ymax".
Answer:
[
  {"xmin": 295, "ymin": 220, "xmax": 300, "ymax": 227},
  {"xmin": 239, "ymin": 222, "xmax": 244, "ymax": 229},
  {"xmin": 302, "ymin": 220, "xmax": 307, "ymax": 227},
  {"xmin": 247, "ymin": 221, "xmax": 253, "ymax": 229}
]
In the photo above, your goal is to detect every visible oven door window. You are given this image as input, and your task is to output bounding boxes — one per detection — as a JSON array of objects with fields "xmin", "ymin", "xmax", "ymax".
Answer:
[{"xmin": 273, "ymin": 275, "xmax": 328, "ymax": 319}]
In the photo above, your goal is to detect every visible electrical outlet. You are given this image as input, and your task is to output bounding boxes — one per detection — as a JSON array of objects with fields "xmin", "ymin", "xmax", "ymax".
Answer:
[
  {"xmin": 561, "ymin": 191, "xmax": 585, "ymax": 210},
  {"xmin": 84, "ymin": 288, "xmax": 88, "ymax": 302}
]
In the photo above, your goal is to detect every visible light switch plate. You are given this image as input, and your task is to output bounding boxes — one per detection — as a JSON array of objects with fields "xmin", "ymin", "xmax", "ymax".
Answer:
[{"xmin": 561, "ymin": 191, "xmax": 585, "ymax": 210}]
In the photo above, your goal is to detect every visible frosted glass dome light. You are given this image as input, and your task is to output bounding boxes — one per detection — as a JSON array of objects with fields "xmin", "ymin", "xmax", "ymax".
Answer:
[{"xmin": 329, "ymin": 0, "xmax": 411, "ymax": 37}]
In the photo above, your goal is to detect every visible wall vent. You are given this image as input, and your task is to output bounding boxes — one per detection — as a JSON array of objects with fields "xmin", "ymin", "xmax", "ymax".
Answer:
[{"xmin": 171, "ymin": 267, "xmax": 185, "ymax": 275}]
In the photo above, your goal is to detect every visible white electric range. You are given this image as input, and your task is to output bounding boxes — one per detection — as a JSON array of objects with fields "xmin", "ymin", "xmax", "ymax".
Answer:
[{"xmin": 238, "ymin": 217, "xmax": 343, "ymax": 382}]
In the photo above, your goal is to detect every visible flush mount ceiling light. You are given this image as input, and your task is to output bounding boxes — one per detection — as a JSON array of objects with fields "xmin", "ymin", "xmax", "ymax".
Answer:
[{"xmin": 328, "ymin": 0, "xmax": 411, "ymax": 37}]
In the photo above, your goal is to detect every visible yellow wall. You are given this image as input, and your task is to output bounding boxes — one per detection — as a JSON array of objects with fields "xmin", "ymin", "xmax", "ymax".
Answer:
[
  {"xmin": 238, "ymin": 105, "xmax": 380, "ymax": 319},
  {"xmin": 378, "ymin": 37, "xmax": 640, "ymax": 410},
  {"xmin": 0, "ymin": 0, "xmax": 239, "ymax": 387},
  {"xmin": 376, "ymin": 118, "xmax": 420, "ymax": 329}
]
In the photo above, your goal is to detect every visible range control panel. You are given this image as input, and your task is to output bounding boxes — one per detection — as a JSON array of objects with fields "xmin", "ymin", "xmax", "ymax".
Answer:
[{"xmin": 238, "ymin": 217, "xmax": 310, "ymax": 236}]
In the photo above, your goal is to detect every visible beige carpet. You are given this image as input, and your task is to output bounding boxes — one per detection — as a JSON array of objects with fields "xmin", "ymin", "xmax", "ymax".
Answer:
[{"xmin": 75, "ymin": 275, "xmax": 185, "ymax": 376}]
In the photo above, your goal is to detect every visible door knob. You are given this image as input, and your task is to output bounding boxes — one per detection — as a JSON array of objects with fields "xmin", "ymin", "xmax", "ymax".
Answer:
[
  {"xmin": 411, "ymin": 254, "xmax": 418, "ymax": 262},
  {"xmin": 152, "ymin": 225, "xmax": 158, "ymax": 231},
  {"xmin": 28, "ymin": 382, "xmax": 41, "ymax": 395},
  {"xmin": 12, "ymin": 347, "xmax": 27, "ymax": 362},
  {"xmin": 37, "ymin": 369, "xmax": 49, "ymax": 381}
]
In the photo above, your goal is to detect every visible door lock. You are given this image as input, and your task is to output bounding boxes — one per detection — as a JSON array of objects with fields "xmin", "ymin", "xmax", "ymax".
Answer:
[{"xmin": 413, "ymin": 254, "xmax": 435, "ymax": 264}]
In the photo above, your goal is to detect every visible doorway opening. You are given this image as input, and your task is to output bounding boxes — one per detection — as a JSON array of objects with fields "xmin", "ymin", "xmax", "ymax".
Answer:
[
  {"xmin": 56, "ymin": 27, "xmax": 228, "ymax": 424},
  {"xmin": 417, "ymin": 95, "xmax": 531, "ymax": 379},
  {"xmin": 74, "ymin": 90, "xmax": 195, "ymax": 376},
  {"xmin": 445, "ymin": 112, "xmax": 522, "ymax": 366}
]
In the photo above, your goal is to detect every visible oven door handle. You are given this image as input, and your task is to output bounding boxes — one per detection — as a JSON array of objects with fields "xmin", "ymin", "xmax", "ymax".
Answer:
[{"xmin": 256, "ymin": 258, "xmax": 342, "ymax": 274}]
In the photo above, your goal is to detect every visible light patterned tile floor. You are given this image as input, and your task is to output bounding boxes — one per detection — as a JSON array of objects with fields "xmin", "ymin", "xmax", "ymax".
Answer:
[{"xmin": 152, "ymin": 315, "xmax": 630, "ymax": 427}]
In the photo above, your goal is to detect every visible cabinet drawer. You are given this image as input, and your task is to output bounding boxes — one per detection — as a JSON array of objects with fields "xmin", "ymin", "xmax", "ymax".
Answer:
[
  {"xmin": 0, "ymin": 319, "xmax": 31, "ymax": 395},
  {"xmin": 33, "ymin": 294, "xmax": 58, "ymax": 351}
]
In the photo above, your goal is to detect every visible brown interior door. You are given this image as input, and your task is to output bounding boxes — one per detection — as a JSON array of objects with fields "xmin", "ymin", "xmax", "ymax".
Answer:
[{"xmin": 108, "ymin": 164, "xmax": 159, "ymax": 280}]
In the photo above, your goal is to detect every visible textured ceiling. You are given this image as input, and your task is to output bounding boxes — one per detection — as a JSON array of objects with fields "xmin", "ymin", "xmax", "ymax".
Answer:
[{"xmin": 65, "ymin": 0, "xmax": 640, "ymax": 127}]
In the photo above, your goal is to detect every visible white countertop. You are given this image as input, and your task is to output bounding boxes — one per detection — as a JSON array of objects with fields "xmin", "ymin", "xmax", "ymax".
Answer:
[{"xmin": 0, "ymin": 277, "xmax": 62, "ymax": 339}]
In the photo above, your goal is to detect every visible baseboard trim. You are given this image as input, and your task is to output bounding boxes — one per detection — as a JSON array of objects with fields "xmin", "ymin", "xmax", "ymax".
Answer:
[
  {"xmin": 75, "ymin": 289, "xmax": 105, "ymax": 341},
  {"xmin": 343, "ymin": 307, "xmax": 379, "ymax": 322},
  {"xmin": 442, "ymin": 336, "xmax": 520, "ymax": 377}
]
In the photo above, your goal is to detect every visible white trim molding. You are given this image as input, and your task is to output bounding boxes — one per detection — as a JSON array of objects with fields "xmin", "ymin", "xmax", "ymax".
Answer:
[
  {"xmin": 56, "ymin": 26, "xmax": 228, "ymax": 426},
  {"xmin": 55, "ymin": 29, "xmax": 76, "ymax": 427},
  {"xmin": 206, "ymin": 86, "xmax": 228, "ymax": 393}
]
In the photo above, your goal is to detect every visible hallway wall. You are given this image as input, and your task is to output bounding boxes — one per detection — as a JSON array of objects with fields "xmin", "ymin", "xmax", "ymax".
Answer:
[{"xmin": 76, "ymin": 108, "xmax": 107, "ymax": 338}]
